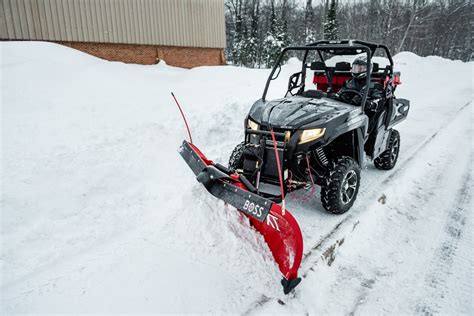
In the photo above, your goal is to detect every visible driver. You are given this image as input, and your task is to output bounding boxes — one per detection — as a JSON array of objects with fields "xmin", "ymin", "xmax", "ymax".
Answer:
[{"xmin": 335, "ymin": 56, "xmax": 384, "ymax": 109}]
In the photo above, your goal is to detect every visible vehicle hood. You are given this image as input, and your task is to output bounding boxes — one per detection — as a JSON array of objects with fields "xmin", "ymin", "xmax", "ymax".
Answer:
[{"xmin": 248, "ymin": 96, "xmax": 357, "ymax": 129}]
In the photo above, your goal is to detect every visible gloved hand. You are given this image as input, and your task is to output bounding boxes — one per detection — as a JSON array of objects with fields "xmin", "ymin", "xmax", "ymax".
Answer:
[{"xmin": 351, "ymin": 94, "xmax": 362, "ymax": 105}]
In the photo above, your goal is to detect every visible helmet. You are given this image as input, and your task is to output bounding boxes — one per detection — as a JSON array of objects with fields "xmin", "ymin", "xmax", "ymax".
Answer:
[{"xmin": 351, "ymin": 55, "xmax": 371, "ymax": 79}]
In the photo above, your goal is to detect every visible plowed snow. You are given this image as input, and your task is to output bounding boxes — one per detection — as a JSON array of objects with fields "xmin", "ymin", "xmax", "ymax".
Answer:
[{"xmin": 1, "ymin": 42, "xmax": 472, "ymax": 314}]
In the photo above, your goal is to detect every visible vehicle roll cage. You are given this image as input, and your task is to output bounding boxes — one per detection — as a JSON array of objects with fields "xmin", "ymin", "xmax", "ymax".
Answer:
[{"xmin": 262, "ymin": 40, "xmax": 394, "ymax": 110}]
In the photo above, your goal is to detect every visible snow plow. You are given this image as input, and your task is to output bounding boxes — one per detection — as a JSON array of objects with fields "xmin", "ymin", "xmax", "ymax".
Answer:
[
  {"xmin": 177, "ymin": 40, "xmax": 409, "ymax": 294},
  {"xmin": 179, "ymin": 140, "xmax": 303, "ymax": 294}
]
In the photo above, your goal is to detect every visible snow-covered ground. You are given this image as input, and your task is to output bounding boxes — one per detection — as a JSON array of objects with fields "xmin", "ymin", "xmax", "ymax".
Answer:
[{"xmin": 1, "ymin": 42, "xmax": 472, "ymax": 314}]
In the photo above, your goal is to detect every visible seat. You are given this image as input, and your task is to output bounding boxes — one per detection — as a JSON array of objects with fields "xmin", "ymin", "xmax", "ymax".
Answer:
[
  {"xmin": 311, "ymin": 61, "xmax": 330, "ymax": 92},
  {"xmin": 335, "ymin": 61, "xmax": 351, "ymax": 72},
  {"xmin": 310, "ymin": 61, "xmax": 326, "ymax": 73},
  {"xmin": 332, "ymin": 62, "xmax": 352, "ymax": 92}
]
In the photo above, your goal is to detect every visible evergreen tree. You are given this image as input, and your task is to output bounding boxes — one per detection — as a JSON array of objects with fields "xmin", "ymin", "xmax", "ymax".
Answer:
[
  {"xmin": 323, "ymin": 0, "xmax": 338, "ymax": 40},
  {"xmin": 304, "ymin": 0, "xmax": 316, "ymax": 43},
  {"xmin": 224, "ymin": 0, "xmax": 471, "ymax": 67},
  {"xmin": 246, "ymin": 0, "xmax": 260, "ymax": 67},
  {"xmin": 262, "ymin": 0, "xmax": 287, "ymax": 67}
]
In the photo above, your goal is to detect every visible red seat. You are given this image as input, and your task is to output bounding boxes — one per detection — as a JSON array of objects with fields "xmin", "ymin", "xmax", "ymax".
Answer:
[
  {"xmin": 313, "ymin": 73, "xmax": 352, "ymax": 93},
  {"xmin": 312, "ymin": 62, "xmax": 400, "ymax": 93},
  {"xmin": 313, "ymin": 74, "xmax": 329, "ymax": 92},
  {"xmin": 313, "ymin": 72, "xmax": 398, "ymax": 92}
]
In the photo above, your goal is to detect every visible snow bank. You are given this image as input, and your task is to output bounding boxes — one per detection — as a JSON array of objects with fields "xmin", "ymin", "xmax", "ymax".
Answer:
[
  {"xmin": 1, "ymin": 41, "xmax": 472, "ymax": 314},
  {"xmin": 1, "ymin": 41, "xmax": 280, "ymax": 313}
]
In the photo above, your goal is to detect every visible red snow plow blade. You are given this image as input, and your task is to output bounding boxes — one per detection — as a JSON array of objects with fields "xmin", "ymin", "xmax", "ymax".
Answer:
[{"xmin": 180, "ymin": 140, "xmax": 303, "ymax": 294}]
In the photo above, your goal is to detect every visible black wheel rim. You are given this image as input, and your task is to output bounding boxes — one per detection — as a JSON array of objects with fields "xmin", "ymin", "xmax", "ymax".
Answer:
[
  {"xmin": 390, "ymin": 137, "xmax": 399, "ymax": 163},
  {"xmin": 341, "ymin": 170, "xmax": 357, "ymax": 204}
]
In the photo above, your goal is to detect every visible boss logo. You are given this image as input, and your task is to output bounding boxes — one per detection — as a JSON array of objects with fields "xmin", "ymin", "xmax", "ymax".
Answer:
[{"xmin": 243, "ymin": 200, "xmax": 263, "ymax": 218}]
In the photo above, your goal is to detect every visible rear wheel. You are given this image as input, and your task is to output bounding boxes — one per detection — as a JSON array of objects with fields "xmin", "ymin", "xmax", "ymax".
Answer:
[
  {"xmin": 374, "ymin": 129, "xmax": 400, "ymax": 170},
  {"xmin": 228, "ymin": 141, "xmax": 245, "ymax": 171},
  {"xmin": 321, "ymin": 157, "xmax": 361, "ymax": 214}
]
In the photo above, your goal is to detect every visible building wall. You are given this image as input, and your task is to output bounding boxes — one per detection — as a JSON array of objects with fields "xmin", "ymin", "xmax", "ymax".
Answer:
[
  {"xmin": 0, "ymin": 0, "xmax": 226, "ymax": 48},
  {"xmin": 60, "ymin": 41, "xmax": 225, "ymax": 68}
]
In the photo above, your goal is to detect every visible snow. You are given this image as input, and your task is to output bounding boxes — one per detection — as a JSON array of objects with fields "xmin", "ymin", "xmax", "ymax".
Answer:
[{"xmin": 1, "ymin": 41, "xmax": 473, "ymax": 314}]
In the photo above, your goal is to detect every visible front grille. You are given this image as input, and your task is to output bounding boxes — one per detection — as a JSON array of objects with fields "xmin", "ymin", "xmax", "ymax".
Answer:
[
  {"xmin": 259, "ymin": 125, "xmax": 290, "ymax": 143},
  {"xmin": 260, "ymin": 125, "xmax": 287, "ymax": 133}
]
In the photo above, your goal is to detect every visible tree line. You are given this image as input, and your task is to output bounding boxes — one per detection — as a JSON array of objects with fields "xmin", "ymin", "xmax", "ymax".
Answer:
[{"xmin": 224, "ymin": 0, "xmax": 471, "ymax": 68}]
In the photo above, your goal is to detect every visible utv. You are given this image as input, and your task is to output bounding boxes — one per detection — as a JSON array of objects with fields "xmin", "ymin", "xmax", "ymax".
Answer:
[
  {"xmin": 178, "ymin": 39, "xmax": 409, "ymax": 293},
  {"xmin": 228, "ymin": 39, "xmax": 410, "ymax": 214}
]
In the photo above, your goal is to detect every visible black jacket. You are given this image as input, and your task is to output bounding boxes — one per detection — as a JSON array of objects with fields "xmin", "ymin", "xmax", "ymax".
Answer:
[{"xmin": 337, "ymin": 78, "xmax": 384, "ymax": 105}]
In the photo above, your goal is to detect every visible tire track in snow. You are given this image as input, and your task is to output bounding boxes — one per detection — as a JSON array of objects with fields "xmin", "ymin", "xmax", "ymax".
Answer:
[
  {"xmin": 298, "ymin": 100, "xmax": 472, "ymax": 275},
  {"xmin": 415, "ymin": 169, "xmax": 472, "ymax": 314},
  {"xmin": 300, "ymin": 100, "xmax": 471, "ymax": 268},
  {"xmin": 243, "ymin": 100, "xmax": 472, "ymax": 314},
  {"xmin": 347, "ymin": 139, "xmax": 471, "ymax": 315}
]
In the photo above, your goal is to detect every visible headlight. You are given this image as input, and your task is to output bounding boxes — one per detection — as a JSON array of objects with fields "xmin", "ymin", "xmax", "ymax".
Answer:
[
  {"xmin": 247, "ymin": 118, "xmax": 259, "ymax": 131},
  {"xmin": 299, "ymin": 128, "xmax": 326, "ymax": 144}
]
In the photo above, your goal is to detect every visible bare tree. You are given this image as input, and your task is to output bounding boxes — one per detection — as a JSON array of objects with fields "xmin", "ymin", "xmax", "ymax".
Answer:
[{"xmin": 225, "ymin": 0, "xmax": 472, "ymax": 67}]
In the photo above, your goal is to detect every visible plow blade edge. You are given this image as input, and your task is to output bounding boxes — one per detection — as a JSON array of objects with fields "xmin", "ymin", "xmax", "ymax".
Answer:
[{"xmin": 179, "ymin": 140, "xmax": 303, "ymax": 294}]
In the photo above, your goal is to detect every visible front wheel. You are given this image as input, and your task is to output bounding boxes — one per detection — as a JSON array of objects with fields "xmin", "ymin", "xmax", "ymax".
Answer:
[
  {"xmin": 374, "ymin": 129, "xmax": 400, "ymax": 170},
  {"xmin": 321, "ymin": 157, "xmax": 361, "ymax": 214},
  {"xmin": 228, "ymin": 141, "xmax": 245, "ymax": 171}
]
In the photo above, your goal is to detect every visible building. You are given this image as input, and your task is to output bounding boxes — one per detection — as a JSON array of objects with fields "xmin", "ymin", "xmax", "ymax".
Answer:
[{"xmin": 0, "ymin": 0, "xmax": 226, "ymax": 68}]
